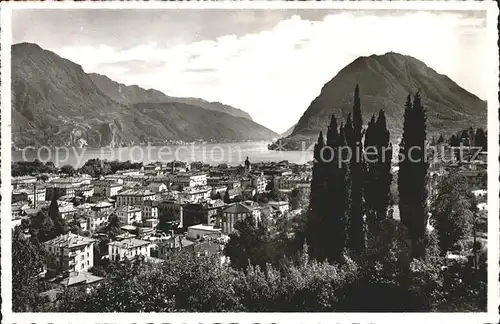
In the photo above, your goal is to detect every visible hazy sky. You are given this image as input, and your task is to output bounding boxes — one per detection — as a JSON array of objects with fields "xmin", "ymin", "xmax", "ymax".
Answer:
[{"xmin": 13, "ymin": 9, "xmax": 488, "ymax": 133}]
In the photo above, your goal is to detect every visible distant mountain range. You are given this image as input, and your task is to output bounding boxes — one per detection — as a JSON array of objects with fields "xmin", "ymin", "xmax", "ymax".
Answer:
[
  {"xmin": 273, "ymin": 52, "xmax": 487, "ymax": 150},
  {"xmin": 88, "ymin": 73, "xmax": 253, "ymax": 120},
  {"xmin": 12, "ymin": 42, "xmax": 276, "ymax": 148},
  {"xmin": 280, "ymin": 124, "xmax": 296, "ymax": 138}
]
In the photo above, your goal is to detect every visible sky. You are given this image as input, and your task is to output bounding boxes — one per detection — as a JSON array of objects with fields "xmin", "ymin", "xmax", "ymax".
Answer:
[{"xmin": 13, "ymin": 9, "xmax": 488, "ymax": 134}]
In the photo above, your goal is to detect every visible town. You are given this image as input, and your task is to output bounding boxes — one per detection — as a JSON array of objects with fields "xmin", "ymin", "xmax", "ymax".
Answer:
[
  {"xmin": 12, "ymin": 156, "xmax": 312, "ymax": 292},
  {"xmin": 11, "ymin": 130, "xmax": 488, "ymax": 310}
]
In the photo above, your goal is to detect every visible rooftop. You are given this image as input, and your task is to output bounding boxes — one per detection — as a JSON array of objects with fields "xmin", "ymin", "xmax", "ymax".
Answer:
[
  {"xmin": 188, "ymin": 224, "xmax": 222, "ymax": 232},
  {"xmin": 117, "ymin": 188, "xmax": 155, "ymax": 196},
  {"xmin": 268, "ymin": 200, "xmax": 289, "ymax": 206},
  {"xmin": 57, "ymin": 271, "xmax": 104, "ymax": 287},
  {"xmin": 222, "ymin": 202, "xmax": 255, "ymax": 214},
  {"xmin": 158, "ymin": 236, "xmax": 195, "ymax": 248},
  {"xmin": 109, "ymin": 238, "xmax": 150, "ymax": 249},
  {"xmin": 94, "ymin": 201, "xmax": 113, "ymax": 208},
  {"xmin": 44, "ymin": 233, "xmax": 95, "ymax": 248},
  {"xmin": 181, "ymin": 186, "xmax": 211, "ymax": 194},
  {"xmin": 116, "ymin": 205, "xmax": 142, "ymax": 212}
]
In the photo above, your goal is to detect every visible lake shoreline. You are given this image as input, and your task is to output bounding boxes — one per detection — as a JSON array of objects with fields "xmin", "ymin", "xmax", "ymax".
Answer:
[{"xmin": 12, "ymin": 142, "xmax": 313, "ymax": 168}]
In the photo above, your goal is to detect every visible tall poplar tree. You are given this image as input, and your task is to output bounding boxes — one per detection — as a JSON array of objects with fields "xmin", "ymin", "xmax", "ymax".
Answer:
[
  {"xmin": 307, "ymin": 112, "xmax": 349, "ymax": 262},
  {"xmin": 373, "ymin": 110, "xmax": 392, "ymax": 229},
  {"xmin": 346, "ymin": 85, "xmax": 365, "ymax": 253},
  {"xmin": 364, "ymin": 115, "xmax": 377, "ymax": 236},
  {"xmin": 49, "ymin": 196, "xmax": 67, "ymax": 237},
  {"xmin": 364, "ymin": 111, "xmax": 392, "ymax": 237},
  {"xmin": 307, "ymin": 131, "xmax": 326, "ymax": 259},
  {"xmin": 398, "ymin": 93, "xmax": 429, "ymax": 258},
  {"xmin": 325, "ymin": 115, "xmax": 349, "ymax": 261},
  {"xmin": 474, "ymin": 128, "xmax": 487, "ymax": 152}
]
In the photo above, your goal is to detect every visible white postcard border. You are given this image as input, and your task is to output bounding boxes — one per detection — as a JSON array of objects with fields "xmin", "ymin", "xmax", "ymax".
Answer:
[{"xmin": 1, "ymin": 1, "xmax": 499, "ymax": 323}]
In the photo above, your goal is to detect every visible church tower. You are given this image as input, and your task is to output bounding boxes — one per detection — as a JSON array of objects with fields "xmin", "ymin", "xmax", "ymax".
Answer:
[{"xmin": 244, "ymin": 156, "xmax": 251, "ymax": 172}]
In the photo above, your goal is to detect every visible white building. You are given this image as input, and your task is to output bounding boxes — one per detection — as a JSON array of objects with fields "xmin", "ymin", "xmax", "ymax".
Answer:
[
  {"xmin": 144, "ymin": 218, "xmax": 159, "ymax": 228},
  {"xmin": 267, "ymin": 201, "xmax": 290, "ymax": 214},
  {"xmin": 115, "ymin": 189, "xmax": 156, "ymax": 207},
  {"xmin": 115, "ymin": 169, "xmax": 143, "ymax": 177},
  {"xmin": 147, "ymin": 182, "xmax": 167, "ymax": 193},
  {"xmin": 12, "ymin": 175, "xmax": 37, "ymax": 189},
  {"xmin": 251, "ymin": 175, "xmax": 267, "ymax": 193},
  {"xmin": 472, "ymin": 189, "xmax": 487, "ymax": 198},
  {"xmin": 76, "ymin": 185, "xmax": 94, "ymax": 198},
  {"xmin": 107, "ymin": 183, "xmax": 123, "ymax": 197},
  {"xmin": 44, "ymin": 233, "xmax": 96, "ymax": 274},
  {"xmin": 12, "ymin": 187, "xmax": 46, "ymax": 204},
  {"xmin": 187, "ymin": 224, "xmax": 222, "ymax": 240},
  {"xmin": 116, "ymin": 205, "xmax": 142, "ymax": 225},
  {"xmin": 173, "ymin": 172, "xmax": 208, "ymax": 188},
  {"xmin": 108, "ymin": 238, "xmax": 151, "ymax": 262},
  {"xmin": 178, "ymin": 186, "xmax": 211, "ymax": 203}
]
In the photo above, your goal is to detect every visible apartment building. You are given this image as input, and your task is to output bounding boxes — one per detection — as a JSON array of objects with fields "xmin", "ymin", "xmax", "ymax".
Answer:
[
  {"xmin": 44, "ymin": 233, "xmax": 96, "ymax": 274},
  {"xmin": 108, "ymin": 238, "xmax": 151, "ymax": 262},
  {"xmin": 116, "ymin": 205, "xmax": 142, "ymax": 225},
  {"xmin": 115, "ymin": 189, "xmax": 156, "ymax": 207}
]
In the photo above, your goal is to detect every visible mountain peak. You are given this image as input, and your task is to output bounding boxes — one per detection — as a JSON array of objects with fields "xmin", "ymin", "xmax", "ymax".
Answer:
[
  {"xmin": 288, "ymin": 52, "xmax": 486, "ymax": 144},
  {"xmin": 13, "ymin": 42, "xmax": 42, "ymax": 51}
]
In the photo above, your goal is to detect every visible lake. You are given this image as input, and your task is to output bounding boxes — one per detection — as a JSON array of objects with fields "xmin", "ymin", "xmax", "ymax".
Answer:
[{"xmin": 12, "ymin": 142, "xmax": 313, "ymax": 168}]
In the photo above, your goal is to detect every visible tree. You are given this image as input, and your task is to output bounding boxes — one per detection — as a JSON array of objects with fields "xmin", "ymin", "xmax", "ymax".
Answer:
[
  {"xmin": 306, "ymin": 131, "xmax": 326, "ymax": 260},
  {"xmin": 364, "ymin": 110, "xmax": 392, "ymax": 238},
  {"xmin": 346, "ymin": 85, "xmax": 365, "ymax": 254},
  {"xmin": 60, "ymin": 164, "xmax": 75, "ymax": 176},
  {"xmin": 30, "ymin": 200, "xmax": 67, "ymax": 243},
  {"xmin": 449, "ymin": 134, "xmax": 460, "ymax": 147},
  {"xmin": 307, "ymin": 112, "xmax": 349, "ymax": 262},
  {"xmin": 224, "ymin": 216, "xmax": 274, "ymax": 270},
  {"xmin": 69, "ymin": 221, "xmax": 83, "ymax": 236},
  {"xmin": 398, "ymin": 93, "xmax": 429, "ymax": 258},
  {"xmin": 266, "ymin": 187, "xmax": 286, "ymax": 202},
  {"xmin": 474, "ymin": 128, "xmax": 487, "ymax": 152},
  {"xmin": 290, "ymin": 188, "xmax": 308, "ymax": 210},
  {"xmin": 80, "ymin": 158, "xmax": 112, "ymax": 178},
  {"xmin": 437, "ymin": 134, "xmax": 445, "ymax": 144},
  {"xmin": 223, "ymin": 189, "xmax": 231, "ymax": 204},
  {"xmin": 12, "ymin": 227, "xmax": 45, "ymax": 311},
  {"xmin": 459, "ymin": 129, "xmax": 470, "ymax": 146},
  {"xmin": 30, "ymin": 208, "xmax": 55, "ymax": 243},
  {"xmin": 98, "ymin": 214, "xmax": 123, "ymax": 240},
  {"xmin": 49, "ymin": 196, "xmax": 67, "ymax": 237},
  {"xmin": 430, "ymin": 173, "xmax": 473, "ymax": 254}
]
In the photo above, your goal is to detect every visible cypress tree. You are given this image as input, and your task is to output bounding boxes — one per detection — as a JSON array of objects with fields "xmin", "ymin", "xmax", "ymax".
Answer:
[
  {"xmin": 346, "ymin": 85, "xmax": 365, "ymax": 253},
  {"xmin": 327, "ymin": 117, "xmax": 349, "ymax": 261},
  {"xmin": 364, "ymin": 115, "xmax": 377, "ymax": 236},
  {"xmin": 307, "ymin": 131, "xmax": 326, "ymax": 260},
  {"xmin": 474, "ymin": 128, "xmax": 487, "ymax": 152},
  {"xmin": 307, "ymin": 113, "xmax": 349, "ymax": 262},
  {"xmin": 398, "ymin": 92, "xmax": 429, "ymax": 258},
  {"xmin": 460, "ymin": 129, "xmax": 470, "ymax": 146},
  {"xmin": 49, "ymin": 196, "xmax": 67, "ymax": 237},
  {"xmin": 373, "ymin": 110, "xmax": 392, "ymax": 229},
  {"xmin": 364, "ymin": 111, "xmax": 392, "ymax": 237}
]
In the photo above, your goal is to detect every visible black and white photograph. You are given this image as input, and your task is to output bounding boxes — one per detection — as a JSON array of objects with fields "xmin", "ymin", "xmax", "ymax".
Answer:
[{"xmin": 1, "ymin": 1, "xmax": 499, "ymax": 323}]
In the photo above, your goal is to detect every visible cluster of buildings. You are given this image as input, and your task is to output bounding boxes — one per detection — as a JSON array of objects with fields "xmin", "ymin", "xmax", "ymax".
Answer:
[
  {"xmin": 425, "ymin": 145, "xmax": 488, "ymax": 265},
  {"xmin": 13, "ymin": 157, "xmax": 312, "ymax": 291}
]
